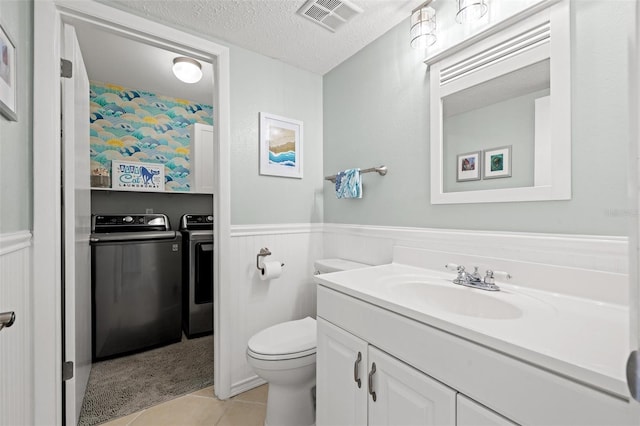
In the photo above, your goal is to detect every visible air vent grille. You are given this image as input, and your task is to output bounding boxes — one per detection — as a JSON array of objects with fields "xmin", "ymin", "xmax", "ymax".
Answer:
[{"xmin": 297, "ymin": 0, "xmax": 363, "ymax": 32}]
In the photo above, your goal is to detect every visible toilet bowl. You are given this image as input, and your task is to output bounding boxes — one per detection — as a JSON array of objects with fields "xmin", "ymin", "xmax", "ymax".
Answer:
[{"xmin": 246, "ymin": 258, "xmax": 370, "ymax": 426}]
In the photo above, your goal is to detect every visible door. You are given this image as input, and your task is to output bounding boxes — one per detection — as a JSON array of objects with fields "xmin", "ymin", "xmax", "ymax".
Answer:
[
  {"xmin": 62, "ymin": 23, "xmax": 92, "ymax": 426},
  {"xmin": 367, "ymin": 346, "xmax": 456, "ymax": 426},
  {"xmin": 316, "ymin": 317, "xmax": 368, "ymax": 426}
]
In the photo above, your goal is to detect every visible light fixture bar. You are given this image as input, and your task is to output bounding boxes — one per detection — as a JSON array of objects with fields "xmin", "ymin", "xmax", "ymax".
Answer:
[{"xmin": 410, "ymin": 0, "xmax": 437, "ymax": 49}]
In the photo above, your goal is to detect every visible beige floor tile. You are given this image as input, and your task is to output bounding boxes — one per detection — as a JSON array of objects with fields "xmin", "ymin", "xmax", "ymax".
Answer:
[
  {"xmin": 101, "ymin": 410, "xmax": 144, "ymax": 426},
  {"xmin": 191, "ymin": 385, "xmax": 216, "ymax": 399},
  {"xmin": 129, "ymin": 395, "xmax": 229, "ymax": 426},
  {"xmin": 232, "ymin": 384, "xmax": 268, "ymax": 404},
  {"xmin": 215, "ymin": 401, "xmax": 267, "ymax": 426}
]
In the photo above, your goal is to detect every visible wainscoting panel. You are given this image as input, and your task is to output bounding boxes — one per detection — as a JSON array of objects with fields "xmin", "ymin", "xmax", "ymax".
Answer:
[
  {"xmin": 0, "ymin": 231, "xmax": 33, "ymax": 426},
  {"xmin": 323, "ymin": 224, "xmax": 628, "ymax": 274},
  {"xmin": 228, "ymin": 224, "xmax": 323, "ymax": 395}
]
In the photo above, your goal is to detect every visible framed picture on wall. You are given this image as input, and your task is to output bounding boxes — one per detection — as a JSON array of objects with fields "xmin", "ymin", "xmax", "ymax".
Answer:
[
  {"xmin": 259, "ymin": 112, "xmax": 303, "ymax": 179},
  {"xmin": 456, "ymin": 151, "xmax": 481, "ymax": 182},
  {"xmin": 483, "ymin": 145, "xmax": 512, "ymax": 179},
  {"xmin": 0, "ymin": 21, "xmax": 17, "ymax": 121}
]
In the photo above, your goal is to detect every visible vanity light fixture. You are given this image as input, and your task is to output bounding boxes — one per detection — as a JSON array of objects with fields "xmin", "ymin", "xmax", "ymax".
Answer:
[
  {"xmin": 410, "ymin": 0, "xmax": 437, "ymax": 48},
  {"xmin": 455, "ymin": 0, "xmax": 488, "ymax": 24},
  {"xmin": 172, "ymin": 57, "xmax": 203, "ymax": 84},
  {"xmin": 410, "ymin": 0, "xmax": 490, "ymax": 49}
]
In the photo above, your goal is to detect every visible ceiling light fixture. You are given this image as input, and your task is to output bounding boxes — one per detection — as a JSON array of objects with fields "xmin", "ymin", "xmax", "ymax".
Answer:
[
  {"xmin": 172, "ymin": 57, "xmax": 203, "ymax": 84},
  {"xmin": 455, "ymin": 0, "xmax": 488, "ymax": 24},
  {"xmin": 410, "ymin": 1, "xmax": 437, "ymax": 49}
]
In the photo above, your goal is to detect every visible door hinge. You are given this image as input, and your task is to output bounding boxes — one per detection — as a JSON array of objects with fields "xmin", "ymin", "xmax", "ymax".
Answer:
[
  {"xmin": 62, "ymin": 361, "xmax": 74, "ymax": 381},
  {"xmin": 60, "ymin": 59, "xmax": 72, "ymax": 79}
]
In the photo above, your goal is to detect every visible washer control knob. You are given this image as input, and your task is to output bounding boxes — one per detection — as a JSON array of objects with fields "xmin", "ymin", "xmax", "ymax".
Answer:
[
  {"xmin": 207, "ymin": 215, "xmax": 213, "ymax": 222},
  {"xmin": 123, "ymin": 216, "xmax": 133, "ymax": 223}
]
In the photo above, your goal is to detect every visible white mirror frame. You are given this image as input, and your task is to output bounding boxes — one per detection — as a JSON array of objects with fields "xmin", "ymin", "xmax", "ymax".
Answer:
[{"xmin": 429, "ymin": 0, "xmax": 570, "ymax": 204}]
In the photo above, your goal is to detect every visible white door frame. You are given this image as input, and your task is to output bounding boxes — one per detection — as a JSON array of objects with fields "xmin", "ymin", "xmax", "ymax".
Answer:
[{"xmin": 33, "ymin": 1, "xmax": 232, "ymax": 423}]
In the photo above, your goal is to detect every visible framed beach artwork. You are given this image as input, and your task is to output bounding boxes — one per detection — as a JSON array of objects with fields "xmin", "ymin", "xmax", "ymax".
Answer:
[
  {"xmin": 483, "ymin": 145, "xmax": 512, "ymax": 179},
  {"xmin": 456, "ymin": 151, "xmax": 481, "ymax": 182},
  {"xmin": 0, "ymin": 21, "xmax": 17, "ymax": 121},
  {"xmin": 259, "ymin": 112, "xmax": 303, "ymax": 179}
]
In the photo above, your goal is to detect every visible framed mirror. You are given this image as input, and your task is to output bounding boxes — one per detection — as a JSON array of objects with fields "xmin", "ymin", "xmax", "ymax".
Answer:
[{"xmin": 429, "ymin": 1, "xmax": 570, "ymax": 204}]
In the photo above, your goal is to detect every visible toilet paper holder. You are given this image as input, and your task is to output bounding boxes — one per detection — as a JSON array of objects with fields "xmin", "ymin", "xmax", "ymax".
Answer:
[{"xmin": 256, "ymin": 247, "xmax": 284, "ymax": 271}]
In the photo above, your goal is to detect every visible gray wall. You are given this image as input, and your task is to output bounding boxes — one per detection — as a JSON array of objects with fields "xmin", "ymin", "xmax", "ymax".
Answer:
[
  {"xmin": 229, "ymin": 45, "xmax": 323, "ymax": 225},
  {"xmin": 323, "ymin": 0, "xmax": 634, "ymax": 236},
  {"xmin": 91, "ymin": 191, "xmax": 213, "ymax": 232},
  {"xmin": 0, "ymin": 0, "xmax": 33, "ymax": 233}
]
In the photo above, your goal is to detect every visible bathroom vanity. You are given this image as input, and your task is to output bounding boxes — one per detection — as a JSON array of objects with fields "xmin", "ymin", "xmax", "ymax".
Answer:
[{"xmin": 314, "ymin": 252, "xmax": 639, "ymax": 425}]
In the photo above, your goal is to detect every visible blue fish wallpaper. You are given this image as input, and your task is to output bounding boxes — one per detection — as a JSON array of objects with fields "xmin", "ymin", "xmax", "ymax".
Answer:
[{"xmin": 89, "ymin": 81, "xmax": 214, "ymax": 192}]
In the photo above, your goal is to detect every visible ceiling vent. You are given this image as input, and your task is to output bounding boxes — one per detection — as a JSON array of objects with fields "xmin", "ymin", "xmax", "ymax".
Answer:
[{"xmin": 297, "ymin": 0, "xmax": 363, "ymax": 32}]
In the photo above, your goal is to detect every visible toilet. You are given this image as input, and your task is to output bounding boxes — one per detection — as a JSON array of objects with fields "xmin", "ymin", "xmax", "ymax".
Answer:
[{"xmin": 246, "ymin": 258, "xmax": 370, "ymax": 426}]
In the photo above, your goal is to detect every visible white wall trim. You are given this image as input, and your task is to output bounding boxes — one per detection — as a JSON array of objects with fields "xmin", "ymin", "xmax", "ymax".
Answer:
[
  {"xmin": 231, "ymin": 223, "xmax": 324, "ymax": 237},
  {"xmin": 323, "ymin": 223, "xmax": 628, "ymax": 274},
  {"xmin": 33, "ymin": 0, "xmax": 232, "ymax": 422},
  {"xmin": 0, "ymin": 231, "xmax": 32, "ymax": 256},
  {"xmin": 231, "ymin": 375, "xmax": 266, "ymax": 397}
]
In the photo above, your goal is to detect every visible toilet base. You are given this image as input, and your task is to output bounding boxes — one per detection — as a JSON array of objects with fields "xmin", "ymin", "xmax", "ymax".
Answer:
[{"xmin": 264, "ymin": 378, "xmax": 316, "ymax": 426}]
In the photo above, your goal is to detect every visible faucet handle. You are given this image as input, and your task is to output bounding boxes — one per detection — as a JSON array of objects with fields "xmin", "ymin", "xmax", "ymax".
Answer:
[
  {"xmin": 484, "ymin": 270, "xmax": 511, "ymax": 284},
  {"xmin": 493, "ymin": 270, "xmax": 512, "ymax": 280},
  {"xmin": 445, "ymin": 263, "xmax": 463, "ymax": 272}
]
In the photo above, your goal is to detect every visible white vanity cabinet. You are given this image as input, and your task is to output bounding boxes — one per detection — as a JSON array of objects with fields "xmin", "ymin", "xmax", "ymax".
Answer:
[
  {"xmin": 316, "ymin": 283, "xmax": 639, "ymax": 425},
  {"xmin": 317, "ymin": 317, "xmax": 456, "ymax": 426},
  {"xmin": 189, "ymin": 123, "xmax": 214, "ymax": 194},
  {"xmin": 457, "ymin": 395, "xmax": 517, "ymax": 426}
]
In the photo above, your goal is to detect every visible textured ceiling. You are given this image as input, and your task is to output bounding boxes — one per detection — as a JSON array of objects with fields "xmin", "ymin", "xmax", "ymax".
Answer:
[{"xmin": 105, "ymin": 0, "xmax": 423, "ymax": 75}]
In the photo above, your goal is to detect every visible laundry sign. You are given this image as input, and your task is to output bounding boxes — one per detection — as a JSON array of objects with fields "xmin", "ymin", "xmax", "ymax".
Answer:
[{"xmin": 112, "ymin": 160, "xmax": 165, "ymax": 192}]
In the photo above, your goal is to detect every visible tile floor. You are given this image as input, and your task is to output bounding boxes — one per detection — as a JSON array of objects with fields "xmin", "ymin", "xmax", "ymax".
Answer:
[{"xmin": 102, "ymin": 384, "xmax": 268, "ymax": 426}]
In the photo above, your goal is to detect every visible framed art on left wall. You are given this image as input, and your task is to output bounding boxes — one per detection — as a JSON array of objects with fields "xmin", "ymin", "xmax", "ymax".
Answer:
[{"xmin": 0, "ymin": 21, "xmax": 16, "ymax": 121}]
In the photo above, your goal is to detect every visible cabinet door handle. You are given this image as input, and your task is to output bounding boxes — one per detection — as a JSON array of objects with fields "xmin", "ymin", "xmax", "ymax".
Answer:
[
  {"xmin": 368, "ymin": 362, "xmax": 377, "ymax": 402},
  {"xmin": 353, "ymin": 351, "xmax": 362, "ymax": 388}
]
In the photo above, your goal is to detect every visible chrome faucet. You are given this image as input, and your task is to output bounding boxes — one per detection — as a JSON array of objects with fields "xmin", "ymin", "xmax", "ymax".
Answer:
[{"xmin": 445, "ymin": 264, "xmax": 511, "ymax": 292}]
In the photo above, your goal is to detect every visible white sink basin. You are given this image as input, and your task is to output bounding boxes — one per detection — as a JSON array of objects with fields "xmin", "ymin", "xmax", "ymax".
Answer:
[{"xmin": 391, "ymin": 282, "xmax": 523, "ymax": 319}]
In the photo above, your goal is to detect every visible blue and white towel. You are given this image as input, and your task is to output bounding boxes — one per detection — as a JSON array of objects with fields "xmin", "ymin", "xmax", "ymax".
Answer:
[{"xmin": 335, "ymin": 168, "xmax": 362, "ymax": 199}]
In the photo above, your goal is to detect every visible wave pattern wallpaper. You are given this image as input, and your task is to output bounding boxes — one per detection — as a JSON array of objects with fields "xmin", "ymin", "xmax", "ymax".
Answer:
[{"xmin": 89, "ymin": 81, "xmax": 214, "ymax": 192}]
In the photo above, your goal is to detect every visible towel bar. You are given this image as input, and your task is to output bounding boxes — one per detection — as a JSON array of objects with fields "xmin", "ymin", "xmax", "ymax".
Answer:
[{"xmin": 324, "ymin": 166, "xmax": 388, "ymax": 183}]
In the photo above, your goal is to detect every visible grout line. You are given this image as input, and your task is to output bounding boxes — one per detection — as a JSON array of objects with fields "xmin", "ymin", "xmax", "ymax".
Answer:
[
  {"xmin": 124, "ymin": 409, "xmax": 145, "ymax": 426},
  {"xmin": 230, "ymin": 399, "xmax": 267, "ymax": 406}
]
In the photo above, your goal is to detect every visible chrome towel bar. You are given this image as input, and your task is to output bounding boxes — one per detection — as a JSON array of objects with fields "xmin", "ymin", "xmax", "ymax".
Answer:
[
  {"xmin": 0, "ymin": 311, "xmax": 15, "ymax": 332},
  {"xmin": 324, "ymin": 166, "xmax": 388, "ymax": 183}
]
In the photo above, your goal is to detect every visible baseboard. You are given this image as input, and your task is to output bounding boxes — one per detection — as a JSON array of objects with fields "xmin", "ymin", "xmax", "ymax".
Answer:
[{"xmin": 229, "ymin": 375, "xmax": 266, "ymax": 399}]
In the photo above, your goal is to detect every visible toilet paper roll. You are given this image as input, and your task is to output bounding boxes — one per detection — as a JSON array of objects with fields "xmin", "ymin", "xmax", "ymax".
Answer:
[{"xmin": 260, "ymin": 261, "xmax": 282, "ymax": 280}]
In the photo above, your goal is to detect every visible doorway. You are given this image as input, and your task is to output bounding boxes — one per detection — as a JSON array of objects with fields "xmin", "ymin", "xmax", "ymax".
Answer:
[{"xmin": 32, "ymin": 1, "xmax": 232, "ymax": 424}]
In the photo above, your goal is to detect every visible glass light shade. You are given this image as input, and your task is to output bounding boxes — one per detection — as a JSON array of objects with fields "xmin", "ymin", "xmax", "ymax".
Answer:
[
  {"xmin": 455, "ymin": 0, "xmax": 488, "ymax": 24},
  {"xmin": 172, "ymin": 57, "xmax": 203, "ymax": 84},
  {"xmin": 410, "ymin": 5, "xmax": 437, "ymax": 48}
]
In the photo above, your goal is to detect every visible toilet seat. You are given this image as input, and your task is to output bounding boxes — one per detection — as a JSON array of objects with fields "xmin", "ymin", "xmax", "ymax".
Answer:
[{"xmin": 247, "ymin": 317, "xmax": 316, "ymax": 361}]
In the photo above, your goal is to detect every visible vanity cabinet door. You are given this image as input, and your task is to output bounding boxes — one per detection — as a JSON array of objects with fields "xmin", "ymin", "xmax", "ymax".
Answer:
[
  {"xmin": 457, "ymin": 394, "xmax": 517, "ymax": 426},
  {"xmin": 317, "ymin": 317, "xmax": 368, "ymax": 426},
  {"xmin": 367, "ymin": 346, "xmax": 456, "ymax": 426}
]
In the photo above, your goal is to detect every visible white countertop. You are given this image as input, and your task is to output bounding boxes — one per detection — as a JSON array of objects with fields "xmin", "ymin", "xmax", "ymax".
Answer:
[{"xmin": 314, "ymin": 263, "xmax": 630, "ymax": 399}]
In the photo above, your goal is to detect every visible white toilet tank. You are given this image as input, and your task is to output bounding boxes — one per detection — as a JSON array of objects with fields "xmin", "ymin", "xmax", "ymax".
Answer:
[{"xmin": 314, "ymin": 258, "xmax": 370, "ymax": 274}]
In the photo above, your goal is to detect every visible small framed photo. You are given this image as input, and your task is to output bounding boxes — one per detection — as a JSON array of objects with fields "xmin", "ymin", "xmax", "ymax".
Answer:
[
  {"xmin": 483, "ymin": 145, "xmax": 512, "ymax": 179},
  {"xmin": 456, "ymin": 151, "xmax": 481, "ymax": 182},
  {"xmin": 0, "ymin": 21, "xmax": 17, "ymax": 121},
  {"xmin": 259, "ymin": 112, "xmax": 303, "ymax": 179}
]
